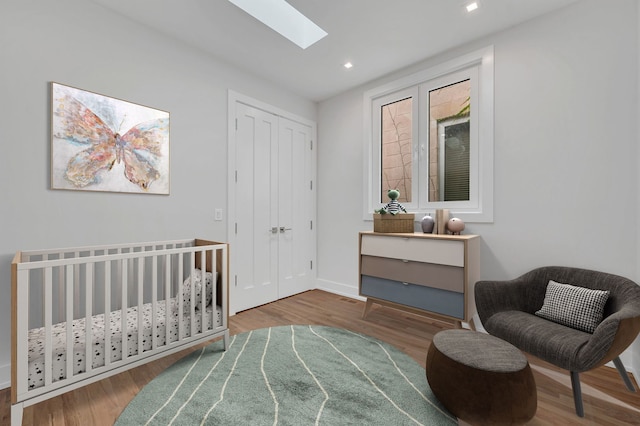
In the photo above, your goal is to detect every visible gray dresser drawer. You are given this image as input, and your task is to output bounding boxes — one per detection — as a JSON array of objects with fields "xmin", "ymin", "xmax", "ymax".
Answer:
[
  {"xmin": 360, "ymin": 255, "xmax": 464, "ymax": 293},
  {"xmin": 361, "ymin": 275, "xmax": 464, "ymax": 319}
]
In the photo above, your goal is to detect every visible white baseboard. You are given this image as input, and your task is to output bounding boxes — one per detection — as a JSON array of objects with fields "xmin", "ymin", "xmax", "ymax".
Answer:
[
  {"xmin": 0, "ymin": 362, "xmax": 10, "ymax": 390},
  {"xmin": 314, "ymin": 278, "xmax": 362, "ymax": 300}
]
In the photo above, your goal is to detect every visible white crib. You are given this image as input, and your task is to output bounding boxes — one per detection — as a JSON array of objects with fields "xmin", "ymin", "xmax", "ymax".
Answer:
[{"xmin": 10, "ymin": 238, "xmax": 229, "ymax": 426}]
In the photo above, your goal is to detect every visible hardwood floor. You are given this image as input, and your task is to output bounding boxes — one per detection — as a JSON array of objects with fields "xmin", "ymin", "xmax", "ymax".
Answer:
[{"xmin": 1, "ymin": 290, "xmax": 639, "ymax": 425}]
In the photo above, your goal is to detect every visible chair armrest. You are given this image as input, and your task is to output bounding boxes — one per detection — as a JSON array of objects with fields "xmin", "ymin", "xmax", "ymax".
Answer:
[
  {"xmin": 578, "ymin": 307, "xmax": 640, "ymax": 370},
  {"xmin": 475, "ymin": 276, "xmax": 547, "ymax": 324}
]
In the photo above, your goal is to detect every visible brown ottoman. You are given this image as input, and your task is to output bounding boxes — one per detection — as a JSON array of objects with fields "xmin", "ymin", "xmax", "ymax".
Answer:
[{"xmin": 426, "ymin": 329, "xmax": 537, "ymax": 425}]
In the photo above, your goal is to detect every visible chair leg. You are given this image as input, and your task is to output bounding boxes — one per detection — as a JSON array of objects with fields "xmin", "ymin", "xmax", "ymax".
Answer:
[
  {"xmin": 613, "ymin": 356, "xmax": 636, "ymax": 392},
  {"xmin": 570, "ymin": 371, "xmax": 584, "ymax": 417}
]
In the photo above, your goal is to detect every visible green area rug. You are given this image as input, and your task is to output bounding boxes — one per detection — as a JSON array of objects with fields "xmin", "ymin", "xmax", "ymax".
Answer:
[{"xmin": 116, "ymin": 325, "xmax": 456, "ymax": 425}]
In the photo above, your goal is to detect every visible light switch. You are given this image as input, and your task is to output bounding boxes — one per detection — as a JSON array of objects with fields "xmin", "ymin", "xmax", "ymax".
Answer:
[{"xmin": 215, "ymin": 208, "xmax": 223, "ymax": 221}]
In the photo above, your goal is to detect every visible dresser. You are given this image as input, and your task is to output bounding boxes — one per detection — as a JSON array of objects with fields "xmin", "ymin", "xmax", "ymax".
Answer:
[{"xmin": 358, "ymin": 231, "xmax": 480, "ymax": 328}]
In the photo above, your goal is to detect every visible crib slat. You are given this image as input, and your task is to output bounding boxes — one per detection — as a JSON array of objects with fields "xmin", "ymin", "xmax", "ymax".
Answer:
[
  {"xmin": 222, "ymin": 245, "xmax": 228, "ymax": 330},
  {"xmin": 152, "ymin": 255, "xmax": 157, "ymax": 350},
  {"xmin": 44, "ymin": 267, "xmax": 53, "ymax": 387},
  {"xmin": 201, "ymin": 249, "xmax": 207, "ymax": 333},
  {"xmin": 137, "ymin": 258, "xmax": 144, "ymax": 356},
  {"xmin": 14, "ymin": 267, "xmax": 29, "ymax": 398},
  {"xmin": 104, "ymin": 260, "xmax": 111, "ymax": 367},
  {"xmin": 190, "ymin": 255, "xmax": 196, "ymax": 338},
  {"xmin": 73, "ymin": 253, "xmax": 80, "ymax": 319},
  {"xmin": 64, "ymin": 265, "xmax": 74, "ymax": 384},
  {"xmin": 164, "ymin": 254, "xmax": 171, "ymax": 345},
  {"xmin": 212, "ymin": 248, "xmax": 219, "ymax": 330},
  {"xmin": 84, "ymin": 262, "xmax": 93, "ymax": 374},
  {"xmin": 57, "ymin": 263, "xmax": 64, "ymax": 324},
  {"xmin": 121, "ymin": 259, "xmax": 128, "ymax": 361},
  {"xmin": 178, "ymin": 254, "xmax": 184, "ymax": 341}
]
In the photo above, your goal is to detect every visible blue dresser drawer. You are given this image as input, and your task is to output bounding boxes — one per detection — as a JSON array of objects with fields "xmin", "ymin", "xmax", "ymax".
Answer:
[{"xmin": 361, "ymin": 275, "xmax": 464, "ymax": 319}]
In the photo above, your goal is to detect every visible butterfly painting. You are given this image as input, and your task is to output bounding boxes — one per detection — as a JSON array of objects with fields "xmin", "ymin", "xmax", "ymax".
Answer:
[{"xmin": 51, "ymin": 83, "xmax": 170, "ymax": 194}]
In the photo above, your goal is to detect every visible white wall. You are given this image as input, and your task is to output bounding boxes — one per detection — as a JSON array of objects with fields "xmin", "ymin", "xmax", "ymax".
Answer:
[
  {"xmin": 317, "ymin": 0, "xmax": 639, "ymax": 369},
  {"xmin": 0, "ymin": 0, "xmax": 316, "ymax": 388}
]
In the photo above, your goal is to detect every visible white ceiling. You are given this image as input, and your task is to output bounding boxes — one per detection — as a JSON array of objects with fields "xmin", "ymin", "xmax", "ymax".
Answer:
[{"xmin": 91, "ymin": 0, "xmax": 582, "ymax": 102}]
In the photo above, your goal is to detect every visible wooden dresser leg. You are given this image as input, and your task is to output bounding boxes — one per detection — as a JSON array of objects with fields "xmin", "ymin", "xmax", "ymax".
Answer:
[{"xmin": 362, "ymin": 299, "xmax": 374, "ymax": 318}]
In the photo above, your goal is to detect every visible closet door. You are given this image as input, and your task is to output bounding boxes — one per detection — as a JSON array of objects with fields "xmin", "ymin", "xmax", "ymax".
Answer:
[
  {"xmin": 233, "ymin": 102, "xmax": 314, "ymax": 313},
  {"xmin": 234, "ymin": 103, "xmax": 279, "ymax": 311},
  {"xmin": 277, "ymin": 117, "xmax": 313, "ymax": 299}
]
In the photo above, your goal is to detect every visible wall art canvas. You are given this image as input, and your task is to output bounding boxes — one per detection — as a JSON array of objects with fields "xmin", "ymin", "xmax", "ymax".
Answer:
[{"xmin": 51, "ymin": 82, "xmax": 170, "ymax": 194}]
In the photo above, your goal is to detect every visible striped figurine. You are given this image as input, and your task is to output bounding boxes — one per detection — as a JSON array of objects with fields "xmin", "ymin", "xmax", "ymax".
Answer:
[{"xmin": 379, "ymin": 189, "xmax": 407, "ymax": 215}]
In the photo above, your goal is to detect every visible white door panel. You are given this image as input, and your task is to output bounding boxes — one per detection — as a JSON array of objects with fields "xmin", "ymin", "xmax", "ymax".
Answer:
[
  {"xmin": 232, "ymin": 100, "xmax": 315, "ymax": 312},
  {"xmin": 234, "ymin": 104, "xmax": 279, "ymax": 311},
  {"xmin": 278, "ymin": 118, "xmax": 312, "ymax": 299}
]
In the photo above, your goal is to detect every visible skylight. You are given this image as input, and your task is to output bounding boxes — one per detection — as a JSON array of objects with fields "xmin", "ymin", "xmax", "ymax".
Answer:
[{"xmin": 228, "ymin": 0, "xmax": 328, "ymax": 49}]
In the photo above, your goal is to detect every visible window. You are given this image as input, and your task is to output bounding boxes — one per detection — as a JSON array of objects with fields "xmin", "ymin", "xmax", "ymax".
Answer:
[{"xmin": 363, "ymin": 46, "xmax": 494, "ymax": 222}]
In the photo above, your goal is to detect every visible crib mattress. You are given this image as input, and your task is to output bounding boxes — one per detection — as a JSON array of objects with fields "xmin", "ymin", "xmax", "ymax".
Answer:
[{"xmin": 27, "ymin": 299, "xmax": 222, "ymax": 390}]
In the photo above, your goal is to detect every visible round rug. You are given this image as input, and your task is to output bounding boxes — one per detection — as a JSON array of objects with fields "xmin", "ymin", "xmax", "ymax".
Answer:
[{"xmin": 116, "ymin": 325, "xmax": 456, "ymax": 425}]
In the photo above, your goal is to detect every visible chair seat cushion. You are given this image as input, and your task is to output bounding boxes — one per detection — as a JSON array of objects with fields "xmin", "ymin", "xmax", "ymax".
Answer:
[{"xmin": 484, "ymin": 310, "xmax": 592, "ymax": 371}]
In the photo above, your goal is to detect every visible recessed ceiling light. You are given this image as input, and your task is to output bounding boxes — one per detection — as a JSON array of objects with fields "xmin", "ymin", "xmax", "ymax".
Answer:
[
  {"xmin": 466, "ymin": 2, "xmax": 479, "ymax": 12},
  {"xmin": 344, "ymin": 62, "xmax": 353, "ymax": 69},
  {"xmin": 228, "ymin": 0, "xmax": 328, "ymax": 49}
]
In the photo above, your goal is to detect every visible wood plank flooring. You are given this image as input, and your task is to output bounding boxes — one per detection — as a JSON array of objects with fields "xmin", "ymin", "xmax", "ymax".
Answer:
[{"xmin": 1, "ymin": 290, "xmax": 639, "ymax": 425}]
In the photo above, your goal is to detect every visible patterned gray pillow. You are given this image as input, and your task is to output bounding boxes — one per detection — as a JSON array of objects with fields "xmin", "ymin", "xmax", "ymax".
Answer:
[
  {"xmin": 535, "ymin": 280, "xmax": 609, "ymax": 333},
  {"xmin": 176, "ymin": 269, "xmax": 216, "ymax": 315}
]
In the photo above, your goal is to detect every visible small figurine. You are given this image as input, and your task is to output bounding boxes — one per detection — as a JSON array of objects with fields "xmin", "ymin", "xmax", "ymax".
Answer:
[
  {"xmin": 376, "ymin": 189, "xmax": 407, "ymax": 215},
  {"xmin": 447, "ymin": 217, "xmax": 465, "ymax": 235}
]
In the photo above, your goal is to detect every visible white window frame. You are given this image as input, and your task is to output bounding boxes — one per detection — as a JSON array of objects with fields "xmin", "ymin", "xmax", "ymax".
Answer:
[
  {"xmin": 437, "ymin": 115, "xmax": 471, "ymax": 201},
  {"xmin": 372, "ymin": 86, "xmax": 419, "ymax": 204},
  {"xmin": 363, "ymin": 46, "xmax": 494, "ymax": 223}
]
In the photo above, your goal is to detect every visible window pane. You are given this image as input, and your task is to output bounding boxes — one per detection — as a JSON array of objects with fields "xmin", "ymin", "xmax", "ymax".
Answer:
[
  {"xmin": 428, "ymin": 80, "xmax": 470, "ymax": 202},
  {"xmin": 381, "ymin": 97, "xmax": 412, "ymax": 203}
]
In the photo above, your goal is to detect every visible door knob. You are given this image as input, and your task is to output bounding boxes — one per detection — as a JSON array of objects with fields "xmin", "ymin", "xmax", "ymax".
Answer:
[
  {"xmin": 270, "ymin": 227, "xmax": 279, "ymax": 234},
  {"xmin": 279, "ymin": 227, "xmax": 292, "ymax": 233}
]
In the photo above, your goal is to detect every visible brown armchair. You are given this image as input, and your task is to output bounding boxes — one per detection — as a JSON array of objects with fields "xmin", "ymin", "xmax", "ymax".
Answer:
[{"xmin": 475, "ymin": 266, "xmax": 640, "ymax": 417}]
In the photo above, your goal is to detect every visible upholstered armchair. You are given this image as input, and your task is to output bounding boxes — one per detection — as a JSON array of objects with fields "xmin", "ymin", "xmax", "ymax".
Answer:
[{"xmin": 475, "ymin": 266, "xmax": 640, "ymax": 417}]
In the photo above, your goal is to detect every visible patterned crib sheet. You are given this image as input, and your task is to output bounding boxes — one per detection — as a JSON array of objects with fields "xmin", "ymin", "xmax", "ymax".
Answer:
[{"xmin": 27, "ymin": 299, "xmax": 222, "ymax": 390}]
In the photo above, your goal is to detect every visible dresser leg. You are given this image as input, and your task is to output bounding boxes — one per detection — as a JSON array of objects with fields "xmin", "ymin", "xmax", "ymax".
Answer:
[{"xmin": 362, "ymin": 299, "xmax": 374, "ymax": 318}]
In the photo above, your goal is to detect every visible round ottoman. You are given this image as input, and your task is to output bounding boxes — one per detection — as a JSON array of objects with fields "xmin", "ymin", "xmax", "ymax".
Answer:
[{"xmin": 426, "ymin": 329, "xmax": 536, "ymax": 425}]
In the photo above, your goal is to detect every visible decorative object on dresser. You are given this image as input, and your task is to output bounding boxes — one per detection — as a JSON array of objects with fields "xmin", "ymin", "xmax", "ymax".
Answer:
[
  {"xmin": 358, "ymin": 231, "xmax": 480, "ymax": 328},
  {"xmin": 421, "ymin": 214, "xmax": 435, "ymax": 233},
  {"xmin": 375, "ymin": 189, "xmax": 407, "ymax": 215},
  {"xmin": 372, "ymin": 213, "xmax": 415, "ymax": 233},
  {"xmin": 373, "ymin": 189, "xmax": 415, "ymax": 233},
  {"xmin": 434, "ymin": 209, "xmax": 450, "ymax": 234},
  {"xmin": 446, "ymin": 217, "xmax": 465, "ymax": 235}
]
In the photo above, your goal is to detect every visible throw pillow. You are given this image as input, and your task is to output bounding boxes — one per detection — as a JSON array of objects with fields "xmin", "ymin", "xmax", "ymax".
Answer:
[
  {"xmin": 535, "ymin": 280, "xmax": 609, "ymax": 333},
  {"xmin": 175, "ymin": 269, "xmax": 216, "ymax": 314}
]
